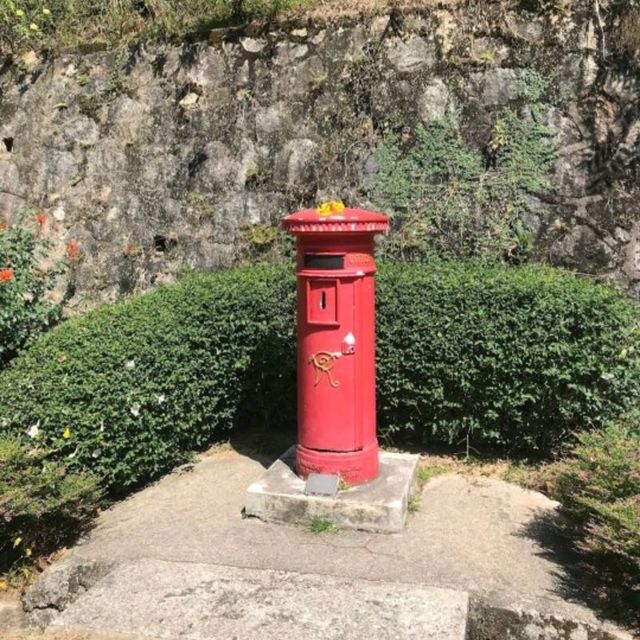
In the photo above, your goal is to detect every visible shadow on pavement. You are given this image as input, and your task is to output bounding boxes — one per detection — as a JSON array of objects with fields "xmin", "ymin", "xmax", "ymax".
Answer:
[
  {"xmin": 518, "ymin": 509, "xmax": 640, "ymax": 635},
  {"xmin": 229, "ymin": 421, "xmax": 297, "ymax": 469}
]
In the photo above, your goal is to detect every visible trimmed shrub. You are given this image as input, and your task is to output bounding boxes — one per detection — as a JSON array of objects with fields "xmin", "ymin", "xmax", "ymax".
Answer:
[
  {"xmin": 0, "ymin": 261, "xmax": 639, "ymax": 496},
  {"xmin": 375, "ymin": 262, "xmax": 640, "ymax": 452},
  {"xmin": 549, "ymin": 420, "xmax": 640, "ymax": 617},
  {"xmin": 0, "ymin": 265, "xmax": 296, "ymax": 493},
  {"xmin": 0, "ymin": 437, "xmax": 100, "ymax": 571}
]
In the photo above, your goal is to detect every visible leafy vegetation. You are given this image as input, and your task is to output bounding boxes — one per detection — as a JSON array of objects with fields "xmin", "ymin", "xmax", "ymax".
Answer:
[
  {"xmin": 1, "ymin": 262, "xmax": 638, "ymax": 490},
  {"xmin": 407, "ymin": 463, "xmax": 452, "ymax": 513},
  {"xmin": 307, "ymin": 517, "xmax": 338, "ymax": 534},
  {"xmin": 0, "ymin": 266, "xmax": 296, "ymax": 493},
  {"xmin": 0, "ymin": 437, "xmax": 100, "ymax": 573},
  {"xmin": 0, "ymin": 261, "xmax": 639, "ymax": 573},
  {"xmin": 0, "ymin": 211, "xmax": 66, "ymax": 368},
  {"xmin": 0, "ymin": 0, "xmax": 596, "ymax": 54},
  {"xmin": 376, "ymin": 261, "xmax": 640, "ymax": 451},
  {"xmin": 372, "ymin": 108, "xmax": 556, "ymax": 261},
  {"xmin": 514, "ymin": 69, "xmax": 551, "ymax": 103},
  {"xmin": 548, "ymin": 419, "xmax": 640, "ymax": 622},
  {"xmin": 235, "ymin": 223, "xmax": 294, "ymax": 263},
  {"xmin": 0, "ymin": 0, "xmax": 313, "ymax": 52}
]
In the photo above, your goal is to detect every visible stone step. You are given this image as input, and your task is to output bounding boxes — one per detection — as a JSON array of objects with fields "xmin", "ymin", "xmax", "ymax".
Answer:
[{"xmin": 48, "ymin": 558, "xmax": 469, "ymax": 640}]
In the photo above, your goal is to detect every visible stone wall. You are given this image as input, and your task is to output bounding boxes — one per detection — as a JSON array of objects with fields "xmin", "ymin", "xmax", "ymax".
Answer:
[{"xmin": 0, "ymin": 0, "xmax": 638, "ymax": 306}]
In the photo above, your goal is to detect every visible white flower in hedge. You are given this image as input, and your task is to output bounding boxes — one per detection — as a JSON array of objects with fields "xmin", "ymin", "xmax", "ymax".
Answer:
[
  {"xmin": 130, "ymin": 403, "xmax": 141, "ymax": 418},
  {"xmin": 156, "ymin": 394, "xmax": 166, "ymax": 404},
  {"xmin": 92, "ymin": 448, "xmax": 102, "ymax": 458},
  {"xmin": 125, "ymin": 360, "xmax": 135, "ymax": 369},
  {"xmin": 27, "ymin": 421, "xmax": 40, "ymax": 439}
]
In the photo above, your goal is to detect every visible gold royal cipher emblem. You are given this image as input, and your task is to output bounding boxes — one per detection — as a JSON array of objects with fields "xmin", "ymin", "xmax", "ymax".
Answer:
[{"xmin": 309, "ymin": 351, "xmax": 341, "ymax": 389}]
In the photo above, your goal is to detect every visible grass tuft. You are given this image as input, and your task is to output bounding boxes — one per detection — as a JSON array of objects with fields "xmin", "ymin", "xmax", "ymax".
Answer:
[
  {"xmin": 0, "ymin": 0, "xmax": 316, "ymax": 53},
  {"xmin": 307, "ymin": 517, "xmax": 338, "ymax": 534}
]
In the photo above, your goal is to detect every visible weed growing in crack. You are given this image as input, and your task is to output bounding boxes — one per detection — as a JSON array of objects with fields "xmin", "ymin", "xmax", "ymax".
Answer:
[{"xmin": 307, "ymin": 517, "xmax": 338, "ymax": 535}]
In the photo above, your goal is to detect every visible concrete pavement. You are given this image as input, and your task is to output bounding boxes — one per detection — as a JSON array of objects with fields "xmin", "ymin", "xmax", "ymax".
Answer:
[{"xmin": 20, "ymin": 447, "xmax": 633, "ymax": 639}]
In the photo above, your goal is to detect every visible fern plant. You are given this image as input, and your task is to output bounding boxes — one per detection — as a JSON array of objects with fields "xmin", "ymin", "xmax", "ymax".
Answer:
[{"xmin": 372, "ymin": 105, "xmax": 556, "ymax": 261}]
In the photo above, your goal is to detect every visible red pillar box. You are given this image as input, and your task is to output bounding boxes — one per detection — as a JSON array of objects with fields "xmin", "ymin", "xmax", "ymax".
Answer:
[{"xmin": 282, "ymin": 202, "xmax": 389, "ymax": 485}]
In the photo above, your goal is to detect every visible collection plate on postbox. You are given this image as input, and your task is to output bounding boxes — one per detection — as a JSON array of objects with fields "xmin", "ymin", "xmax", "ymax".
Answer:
[{"xmin": 282, "ymin": 204, "xmax": 389, "ymax": 485}]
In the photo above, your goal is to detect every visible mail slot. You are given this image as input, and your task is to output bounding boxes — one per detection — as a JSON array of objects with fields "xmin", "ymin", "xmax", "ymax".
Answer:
[
  {"xmin": 304, "ymin": 254, "xmax": 345, "ymax": 270},
  {"xmin": 307, "ymin": 279, "xmax": 338, "ymax": 325}
]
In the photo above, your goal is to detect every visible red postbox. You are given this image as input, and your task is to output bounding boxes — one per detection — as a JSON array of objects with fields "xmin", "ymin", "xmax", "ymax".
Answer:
[{"xmin": 282, "ymin": 203, "xmax": 389, "ymax": 485}]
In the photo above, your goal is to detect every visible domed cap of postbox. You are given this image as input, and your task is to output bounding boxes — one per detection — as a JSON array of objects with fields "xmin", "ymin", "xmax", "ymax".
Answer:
[{"xmin": 282, "ymin": 204, "xmax": 389, "ymax": 236}]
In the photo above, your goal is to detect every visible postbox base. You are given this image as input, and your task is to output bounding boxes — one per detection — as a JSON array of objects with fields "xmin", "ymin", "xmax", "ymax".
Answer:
[
  {"xmin": 245, "ymin": 447, "xmax": 419, "ymax": 533},
  {"xmin": 297, "ymin": 441, "xmax": 379, "ymax": 485}
]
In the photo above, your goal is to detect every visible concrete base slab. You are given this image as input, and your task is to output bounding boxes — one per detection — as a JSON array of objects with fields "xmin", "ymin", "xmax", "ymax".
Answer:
[
  {"xmin": 244, "ymin": 447, "xmax": 419, "ymax": 533},
  {"xmin": 25, "ymin": 450, "xmax": 633, "ymax": 638},
  {"xmin": 50, "ymin": 558, "xmax": 469, "ymax": 640}
]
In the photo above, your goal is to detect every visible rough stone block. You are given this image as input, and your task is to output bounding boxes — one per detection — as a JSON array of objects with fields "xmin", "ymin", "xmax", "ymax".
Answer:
[
  {"xmin": 0, "ymin": 600, "xmax": 27, "ymax": 631},
  {"xmin": 245, "ymin": 447, "xmax": 419, "ymax": 533},
  {"xmin": 51, "ymin": 559, "xmax": 469, "ymax": 640}
]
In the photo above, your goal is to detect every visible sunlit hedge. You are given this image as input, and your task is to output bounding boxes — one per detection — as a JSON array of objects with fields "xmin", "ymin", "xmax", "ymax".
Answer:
[
  {"xmin": 549, "ymin": 419, "xmax": 640, "ymax": 623},
  {"xmin": 0, "ymin": 437, "xmax": 100, "ymax": 572},
  {"xmin": 376, "ymin": 262, "xmax": 640, "ymax": 452},
  {"xmin": 1, "ymin": 262, "xmax": 639, "ymax": 495},
  {"xmin": 0, "ymin": 266, "xmax": 296, "ymax": 492}
]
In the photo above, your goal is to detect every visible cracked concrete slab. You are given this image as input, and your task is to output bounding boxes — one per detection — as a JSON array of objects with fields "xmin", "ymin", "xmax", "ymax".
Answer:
[
  {"xmin": 23, "ymin": 558, "xmax": 112, "ymax": 628},
  {"xmin": 24, "ymin": 449, "xmax": 632, "ymax": 639},
  {"xmin": 49, "ymin": 559, "xmax": 469, "ymax": 640}
]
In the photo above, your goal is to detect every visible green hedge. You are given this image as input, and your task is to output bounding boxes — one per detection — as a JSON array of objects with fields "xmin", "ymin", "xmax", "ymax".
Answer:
[
  {"xmin": 0, "ymin": 262, "xmax": 639, "ymax": 494},
  {"xmin": 0, "ymin": 437, "xmax": 100, "ymax": 571},
  {"xmin": 375, "ymin": 262, "xmax": 640, "ymax": 451},
  {"xmin": 0, "ymin": 266, "xmax": 296, "ymax": 493},
  {"xmin": 549, "ymin": 419, "xmax": 640, "ymax": 622}
]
